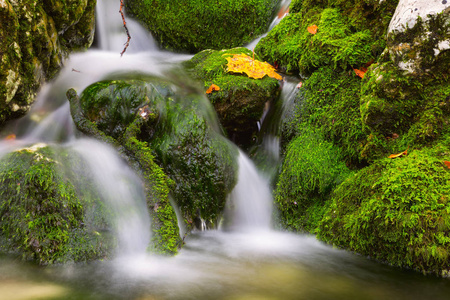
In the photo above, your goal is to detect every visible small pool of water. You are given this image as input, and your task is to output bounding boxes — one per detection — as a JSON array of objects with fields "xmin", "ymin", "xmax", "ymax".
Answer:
[{"xmin": 2, "ymin": 230, "xmax": 450, "ymax": 300}]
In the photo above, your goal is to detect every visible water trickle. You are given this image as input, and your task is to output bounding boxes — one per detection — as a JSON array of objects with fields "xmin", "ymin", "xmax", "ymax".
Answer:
[
  {"xmin": 69, "ymin": 139, "xmax": 151, "ymax": 255},
  {"xmin": 226, "ymin": 151, "xmax": 273, "ymax": 231}
]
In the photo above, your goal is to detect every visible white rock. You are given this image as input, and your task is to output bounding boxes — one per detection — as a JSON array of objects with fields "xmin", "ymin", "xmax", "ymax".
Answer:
[{"xmin": 388, "ymin": 0, "xmax": 449, "ymax": 34}]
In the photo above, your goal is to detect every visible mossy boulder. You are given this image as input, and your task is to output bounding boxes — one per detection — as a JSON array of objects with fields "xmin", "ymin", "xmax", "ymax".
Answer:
[
  {"xmin": 275, "ymin": 127, "xmax": 352, "ymax": 232},
  {"xmin": 125, "ymin": 0, "xmax": 281, "ymax": 53},
  {"xmin": 255, "ymin": 0, "xmax": 398, "ymax": 74},
  {"xmin": 281, "ymin": 66, "xmax": 367, "ymax": 165},
  {"xmin": 359, "ymin": 6, "xmax": 450, "ymax": 161},
  {"xmin": 184, "ymin": 47, "xmax": 281, "ymax": 148},
  {"xmin": 0, "ymin": 143, "xmax": 114, "ymax": 265},
  {"xmin": 0, "ymin": 0, "xmax": 96, "ymax": 126},
  {"xmin": 69, "ymin": 76, "xmax": 237, "ymax": 235},
  {"xmin": 318, "ymin": 138, "xmax": 450, "ymax": 275}
]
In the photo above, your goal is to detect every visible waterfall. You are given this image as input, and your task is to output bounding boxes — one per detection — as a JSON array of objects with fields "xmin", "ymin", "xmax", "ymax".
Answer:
[
  {"xmin": 226, "ymin": 151, "xmax": 273, "ymax": 231},
  {"xmin": 95, "ymin": 0, "xmax": 157, "ymax": 53},
  {"xmin": 69, "ymin": 139, "xmax": 151, "ymax": 255}
]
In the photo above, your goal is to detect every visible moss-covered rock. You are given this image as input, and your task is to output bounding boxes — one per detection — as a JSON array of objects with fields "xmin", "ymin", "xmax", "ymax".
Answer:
[
  {"xmin": 70, "ymin": 76, "xmax": 237, "ymax": 242},
  {"xmin": 282, "ymin": 66, "xmax": 367, "ymax": 165},
  {"xmin": 0, "ymin": 0, "xmax": 96, "ymax": 126},
  {"xmin": 359, "ymin": 6, "xmax": 450, "ymax": 161},
  {"xmin": 318, "ymin": 138, "xmax": 450, "ymax": 275},
  {"xmin": 125, "ymin": 0, "xmax": 281, "ymax": 53},
  {"xmin": 255, "ymin": 0, "xmax": 398, "ymax": 74},
  {"xmin": 275, "ymin": 126, "xmax": 352, "ymax": 232},
  {"xmin": 184, "ymin": 47, "xmax": 281, "ymax": 148},
  {"xmin": 0, "ymin": 143, "xmax": 114, "ymax": 265}
]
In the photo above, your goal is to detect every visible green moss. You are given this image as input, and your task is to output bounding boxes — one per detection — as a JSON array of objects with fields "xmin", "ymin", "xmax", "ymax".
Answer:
[
  {"xmin": 275, "ymin": 126, "xmax": 352, "ymax": 232},
  {"xmin": 318, "ymin": 141, "xmax": 450, "ymax": 275},
  {"xmin": 282, "ymin": 66, "xmax": 366, "ymax": 166},
  {"xmin": 125, "ymin": 0, "xmax": 281, "ymax": 53},
  {"xmin": 359, "ymin": 61, "xmax": 450, "ymax": 161},
  {"xmin": 256, "ymin": 8, "xmax": 378, "ymax": 73},
  {"xmin": 0, "ymin": 145, "xmax": 114, "ymax": 264}
]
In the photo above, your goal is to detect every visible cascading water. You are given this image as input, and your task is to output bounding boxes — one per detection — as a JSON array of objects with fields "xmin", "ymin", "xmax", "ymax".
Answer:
[
  {"xmin": 226, "ymin": 151, "xmax": 273, "ymax": 231},
  {"xmin": 2, "ymin": 1, "xmax": 450, "ymax": 299}
]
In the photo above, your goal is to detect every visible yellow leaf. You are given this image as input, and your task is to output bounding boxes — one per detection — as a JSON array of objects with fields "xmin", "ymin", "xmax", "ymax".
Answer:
[
  {"xmin": 307, "ymin": 25, "xmax": 318, "ymax": 34},
  {"xmin": 206, "ymin": 84, "xmax": 220, "ymax": 94},
  {"xmin": 223, "ymin": 53, "xmax": 282, "ymax": 80}
]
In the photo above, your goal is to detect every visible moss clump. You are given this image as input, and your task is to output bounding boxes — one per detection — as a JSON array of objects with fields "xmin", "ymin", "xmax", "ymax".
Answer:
[
  {"xmin": 318, "ymin": 141, "xmax": 450, "ymax": 275},
  {"xmin": 125, "ymin": 0, "xmax": 281, "ymax": 53},
  {"xmin": 0, "ymin": 144, "xmax": 114, "ymax": 264},
  {"xmin": 360, "ymin": 61, "xmax": 450, "ymax": 161},
  {"xmin": 282, "ymin": 66, "xmax": 366, "ymax": 166},
  {"xmin": 256, "ymin": 8, "xmax": 379, "ymax": 73},
  {"xmin": 275, "ymin": 126, "xmax": 352, "ymax": 232},
  {"xmin": 256, "ymin": 0, "xmax": 398, "ymax": 74},
  {"xmin": 184, "ymin": 47, "xmax": 281, "ymax": 148}
]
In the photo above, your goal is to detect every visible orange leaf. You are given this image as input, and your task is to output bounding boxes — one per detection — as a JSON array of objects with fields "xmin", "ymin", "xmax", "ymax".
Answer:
[
  {"xmin": 444, "ymin": 161, "xmax": 450, "ymax": 169},
  {"xmin": 353, "ymin": 68, "xmax": 367, "ymax": 79},
  {"xmin": 223, "ymin": 53, "xmax": 282, "ymax": 80},
  {"xmin": 307, "ymin": 25, "xmax": 318, "ymax": 34},
  {"xmin": 206, "ymin": 84, "xmax": 220, "ymax": 94},
  {"xmin": 388, "ymin": 149, "xmax": 408, "ymax": 159}
]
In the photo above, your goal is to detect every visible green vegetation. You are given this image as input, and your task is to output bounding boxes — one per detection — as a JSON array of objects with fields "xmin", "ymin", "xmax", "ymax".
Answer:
[
  {"xmin": 0, "ymin": 145, "xmax": 114, "ymax": 265},
  {"xmin": 270, "ymin": 0, "xmax": 449, "ymax": 275},
  {"xmin": 184, "ymin": 47, "xmax": 281, "ymax": 148},
  {"xmin": 275, "ymin": 126, "xmax": 352, "ymax": 232},
  {"xmin": 318, "ymin": 140, "xmax": 450, "ymax": 275},
  {"xmin": 125, "ymin": 0, "xmax": 281, "ymax": 53}
]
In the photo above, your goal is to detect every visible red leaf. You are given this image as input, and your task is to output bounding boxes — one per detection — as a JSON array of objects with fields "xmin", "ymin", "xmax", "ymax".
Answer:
[{"xmin": 444, "ymin": 161, "xmax": 450, "ymax": 169}]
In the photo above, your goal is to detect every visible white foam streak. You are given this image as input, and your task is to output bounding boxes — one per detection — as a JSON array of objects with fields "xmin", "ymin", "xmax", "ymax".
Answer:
[{"xmin": 69, "ymin": 139, "xmax": 151, "ymax": 255}]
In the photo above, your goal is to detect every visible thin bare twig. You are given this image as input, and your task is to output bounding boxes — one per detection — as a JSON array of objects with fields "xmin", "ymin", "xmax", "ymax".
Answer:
[{"xmin": 119, "ymin": 0, "xmax": 131, "ymax": 56}]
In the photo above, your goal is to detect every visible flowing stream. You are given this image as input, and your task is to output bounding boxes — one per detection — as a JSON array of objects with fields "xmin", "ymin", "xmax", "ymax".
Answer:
[{"xmin": 1, "ymin": 1, "xmax": 450, "ymax": 299}]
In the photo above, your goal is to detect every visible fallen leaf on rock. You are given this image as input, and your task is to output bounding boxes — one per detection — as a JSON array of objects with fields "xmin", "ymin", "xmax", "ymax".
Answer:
[
  {"xmin": 444, "ymin": 161, "xmax": 450, "ymax": 169},
  {"xmin": 307, "ymin": 25, "xmax": 318, "ymax": 34},
  {"xmin": 388, "ymin": 149, "xmax": 408, "ymax": 159},
  {"xmin": 206, "ymin": 84, "xmax": 220, "ymax": 94},
  {"xmin": 223, "ymin": 53, "xmax": 282, "ymax": 80},
  {"xmin": 296, "ymin": 81, "xmax": 303, "ymax": 88},
  {"xmin": 353, "ymin": 67, "xmax": 367, "ymax": 79}
]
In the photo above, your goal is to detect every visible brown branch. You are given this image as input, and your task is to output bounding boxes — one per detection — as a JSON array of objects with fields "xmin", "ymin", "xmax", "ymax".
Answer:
[{"xmin": 119, "ymin": 0, "xmax": 131, "ymax": 56}]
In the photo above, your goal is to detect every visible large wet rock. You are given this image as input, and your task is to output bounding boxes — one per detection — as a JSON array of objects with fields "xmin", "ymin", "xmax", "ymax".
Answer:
[
  {"xmin": 68, "ymin": 76, "xmax": 237, "ymax": 238},
  {"xmin": 0, "ymin": 0, "xmax": 96, "ymax": 126},
  {"xmin": 255, "ymin": 0, "xmax": 398, "ymax": 74},
  {"xmin": 0, "ymin": 143, "xmax": 114, "ymax": 265},
  {"xmin": 184, "ymin": 47, "xmax": 281, "ymax": 149},
  {"xmin": 318, "ymin": 137, "xmax": 450, "ymax": 276},
  {"xmin": 125, "ymin": 0, "xmax": 281, "ymax": 53}
]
